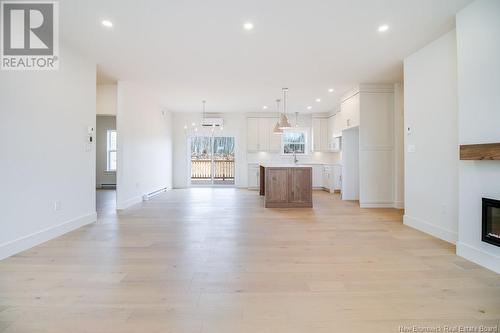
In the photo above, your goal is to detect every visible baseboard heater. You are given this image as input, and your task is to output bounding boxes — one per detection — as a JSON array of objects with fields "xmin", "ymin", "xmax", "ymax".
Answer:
[{"xmin": 142, "ymin": 187, "xmax": 169, "ymax": 201}]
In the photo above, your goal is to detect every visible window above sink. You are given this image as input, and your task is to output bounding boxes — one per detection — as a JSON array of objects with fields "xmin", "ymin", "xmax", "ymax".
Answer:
[{"xmin": 282, "ymin": 129, "xmax": 308, "ymax": 155}]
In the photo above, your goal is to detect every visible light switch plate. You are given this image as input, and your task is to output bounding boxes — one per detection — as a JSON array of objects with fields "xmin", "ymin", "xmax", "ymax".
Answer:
[{"xmin": 407, "ymin": 144, "xmax": 416, "ymax": 153}]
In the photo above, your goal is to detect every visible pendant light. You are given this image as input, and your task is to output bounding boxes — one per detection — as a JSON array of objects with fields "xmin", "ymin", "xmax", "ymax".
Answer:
[
  {"xmin": 273, "ymin": 99, "xmax": 283, "ymax": 134},
  {"xmin": 183, "ymin": 100, "xmax": 208, "ymax": 136},
  {"xmin": 278, "ymin": 88, "xmax": 291, "ymax": 129}
]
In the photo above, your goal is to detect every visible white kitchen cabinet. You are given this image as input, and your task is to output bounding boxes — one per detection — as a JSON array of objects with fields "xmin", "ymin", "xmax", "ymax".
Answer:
[
  {"xmin": 330, "ymin": 137, "xmax": 341, "ymax": 152},
  {"xmin": 333, "ymin": 111, "xmax": 344, "ymax": 137},
  {"xmin": 258, "ymin": 118, "xmax": 270, "ymax": 151},
  {"xmin": 312, "ymin": 164, "xmax": 324, "ymax": 188},
  {"xmin": 312, "ymin": 118, "xmax": 321, "ymax": 151},
  {"xmin": 331, "ymin": 165, "xmax": 342, "ymax": 191},
  {"xmin": 327, "ymin": 116, "xmax": 335, "ymax": 145},
  {"xmin": 341, "ymin": 93, "xmax": 360, "ymax": 130},
  {"xmin": 326, "ymin": 114, "xmax": 342, "ymax": 152},
  {"xmin": 268, "ymin": 118, "xmax": 281, "ymax": 152},
  {"xmin": 312, "ymin": 117, "xmax": 330, "ymax": 152},
  {"xmin": 247, "ymin": 118, "xmax": 260, "ymax": 151},
  {"xmin": 247, "ymin": 117, "xmax": 280, "ymax": 152},
  {"xmin": 320, "ymin": 119, "xmax": 329, "ymax": 150},
  {"xmin": 247, "ymin": 164, "xmax": 260, "ymax": 189},
  {"xmin": 321, "ymin": 165, "xmax": 342, "ymax": 192},
  {"xmin": 323, "ymin": 166, "xmax": 332, "ymax": 192}
]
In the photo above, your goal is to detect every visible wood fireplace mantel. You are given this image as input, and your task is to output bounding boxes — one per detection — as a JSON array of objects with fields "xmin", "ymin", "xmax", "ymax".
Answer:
[{"xmin": 460, "ymin": 143, "xmax": 500, "ymax": 160}]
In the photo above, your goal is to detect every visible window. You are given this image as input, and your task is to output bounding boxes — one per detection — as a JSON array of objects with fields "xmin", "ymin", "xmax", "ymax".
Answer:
[
  {"xmin": 282, "ymin": 129, "xmax": 307, "ymax": 155},
  {"xmin": 106, "ymin": 130, "xmax": 117, "ymax": 171}
]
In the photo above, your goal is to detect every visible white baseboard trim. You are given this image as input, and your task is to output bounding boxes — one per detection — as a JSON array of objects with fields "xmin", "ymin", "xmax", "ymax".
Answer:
[
  {"xmin": 0, "ymin": 212, "xmax": 97, "ymax": 261},
  {"xmin": 403, "ymin": 214, "xmax": 457, "ymax": 244},
  {"xmin": 456, "ymin": 242, "xmax": 500, "ymax": 274},
  {"xmin": 393, "ymin": 201, "xmax": 405, "ymax": 209},
  {"xmin": 360, "ymin": 202, "xmax": 394, "ymax": 208},
  {"xmin": 116, "ymin": 195, "xmax": 143, "ymax": 210}
]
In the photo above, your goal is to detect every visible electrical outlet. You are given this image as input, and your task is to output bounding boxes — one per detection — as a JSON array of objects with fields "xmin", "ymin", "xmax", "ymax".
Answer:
[
  {"xmin": 54, "ymin": 200, "xmax": 61, "ymax": 211},
  {"xmin": 407, "ymin": 144, "xmax": 416, "ymax": 153}
]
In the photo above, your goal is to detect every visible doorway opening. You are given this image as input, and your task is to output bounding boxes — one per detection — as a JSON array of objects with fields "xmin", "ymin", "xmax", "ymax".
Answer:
[
  {"xmin": 190, "ymin": 136, "xmax": 235, "ymax": 186},
  {"xmin": 96, "ymin": 114, "xmax": 117, "ymax": 215}
]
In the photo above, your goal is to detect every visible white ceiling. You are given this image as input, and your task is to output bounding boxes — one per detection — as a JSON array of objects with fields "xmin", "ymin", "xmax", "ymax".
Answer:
[{"xmin": 60, "ymin": 0, "xmax": 471, "ymax": 113}]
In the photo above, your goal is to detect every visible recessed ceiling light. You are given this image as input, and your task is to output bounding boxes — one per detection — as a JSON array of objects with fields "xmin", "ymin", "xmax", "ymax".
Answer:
[
  {"xmin": 262, "ymin": 105, "xmax": 268, "ymax": 110},
  {"xmin": 315, "ymin": 98, "xmax": 321, "ymax": 102},
  {"xmin": 378, "ymin": 24, "xmax": 389, "ymax": 32},
  {"xmin": 101, "ymin": 20, "xmax": 113, "ymax": 28},
  {"xmin": 307, "ymin": 106, "xmax": 312, "ymax": 110},
  {"xmin": 328, "ymin": 88, "xmax": 334, "ymax": 93},
  {"xmin": 243, "ymin": 22, "xmax": 254, "ymax": 31}
]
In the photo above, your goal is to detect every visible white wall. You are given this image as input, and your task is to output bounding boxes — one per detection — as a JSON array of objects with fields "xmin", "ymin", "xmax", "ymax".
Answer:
[
  {"xmin": 116, "ymin": 82, "xmax": 173, "ymax": 209},
  {"xmin": 0, "ymin": 45, "xmax": 97, "ymax": 260},
  {"xmin": 96, "ymin": 115, "xmax": 116, "ymax": 187},
  {"xmin": 403, "ymin": 30, "xmax": 459, "ymax": 244},
  {"xmin": 456, "ymin": 0, "xmax": 500, "ymax": 273},
  {"xmin": 96, "ymin": 84, "xmax": 117, "ymax": 115}
]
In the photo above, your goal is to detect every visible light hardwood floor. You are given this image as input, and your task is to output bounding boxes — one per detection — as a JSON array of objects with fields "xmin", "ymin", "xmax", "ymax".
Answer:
[{"xmin": 0, "ymin": 188, "xmax": 499, "ymax": 333}]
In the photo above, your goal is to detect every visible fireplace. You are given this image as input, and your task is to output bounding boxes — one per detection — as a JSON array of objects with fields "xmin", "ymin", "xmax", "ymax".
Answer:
[{"xmin": 482, "ymin": 198, "xmax": 500, "ymax": 247}]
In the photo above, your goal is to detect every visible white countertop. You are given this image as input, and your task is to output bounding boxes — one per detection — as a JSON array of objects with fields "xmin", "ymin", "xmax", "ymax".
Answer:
[
  {"xmin": 259, "ymin": 164, "xmax": 313, "ymax": 168},
  {"xmin": 249, "ymin": 162, "xmax": 342, "ymax": 167}
]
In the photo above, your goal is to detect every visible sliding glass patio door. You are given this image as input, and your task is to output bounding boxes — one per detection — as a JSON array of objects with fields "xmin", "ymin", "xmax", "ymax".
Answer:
[{"xmin": 190, "ymin": 136, "xmax": 235, "ymax": 185}]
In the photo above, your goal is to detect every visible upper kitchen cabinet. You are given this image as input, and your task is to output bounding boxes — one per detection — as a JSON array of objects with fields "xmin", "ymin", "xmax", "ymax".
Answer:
[
  {"xmin": 247, "ymin": 118, "xmax": 260, "ymax": 151},
  {"xmin": 327, "ymin": 114, "xmax": 342, "ymax": 151},
  {"xmin": 268, "ymin": 118, "xmax": 281, "ymax": 152},
  {"xmin": 312, "ymin": 117, "xmax": 330, "ymax": 152},
  {"xmin": 341, "ymin": 93, "xmax": 360, "ymax": 130},
  {"xmin": 247, "ymin": 117, "xmax": 279, "ymax": 152},
  {"xmin": 331, "ymin": 111, "xmax": 344, "ymax": 138}
]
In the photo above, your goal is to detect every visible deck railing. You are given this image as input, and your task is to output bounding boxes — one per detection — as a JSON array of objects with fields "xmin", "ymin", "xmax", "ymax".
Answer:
[{"xmin": 191, "ymin": 159, "xmax": 235, "ymax": 180}]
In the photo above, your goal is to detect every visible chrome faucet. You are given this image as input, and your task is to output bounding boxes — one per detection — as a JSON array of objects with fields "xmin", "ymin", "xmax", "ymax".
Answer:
[{"xmin": 293, "ymin": 150, "xmax": 298, "ymax": 164}]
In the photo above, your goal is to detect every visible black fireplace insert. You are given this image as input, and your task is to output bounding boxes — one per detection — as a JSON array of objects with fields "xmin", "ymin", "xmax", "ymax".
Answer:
[{"xmin": 482, "ymin": 198, "xmax": 500, "ymax": 247}]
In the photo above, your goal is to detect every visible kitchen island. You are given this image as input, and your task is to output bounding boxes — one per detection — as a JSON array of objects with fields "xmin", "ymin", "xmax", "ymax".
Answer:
[{"xmin": 259, "ymin": 164, "xmax": 313, "ymax": 208}]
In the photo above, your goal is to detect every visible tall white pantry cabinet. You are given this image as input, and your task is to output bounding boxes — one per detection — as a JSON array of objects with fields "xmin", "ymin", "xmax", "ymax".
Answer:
[{"xmin": 339, "ymin": 84, "xmax": 396, "ymax": 208}]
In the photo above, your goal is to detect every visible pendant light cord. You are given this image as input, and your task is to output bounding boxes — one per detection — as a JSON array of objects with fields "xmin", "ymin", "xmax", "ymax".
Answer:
[{"xmin": 282, "ymin": 88, "xmax": 288, "ymax": 116}]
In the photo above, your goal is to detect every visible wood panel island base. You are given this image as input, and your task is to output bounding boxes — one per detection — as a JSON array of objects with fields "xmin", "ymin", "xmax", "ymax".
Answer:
[{"xmin": 259, "ymin": 165, "xmax": 313, "ymax": 208}]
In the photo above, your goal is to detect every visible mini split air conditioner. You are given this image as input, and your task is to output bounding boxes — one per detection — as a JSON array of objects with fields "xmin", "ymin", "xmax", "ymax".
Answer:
[{"xmin": 201, "ymin": 118, "xmax": 224, "ymax": 127}]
